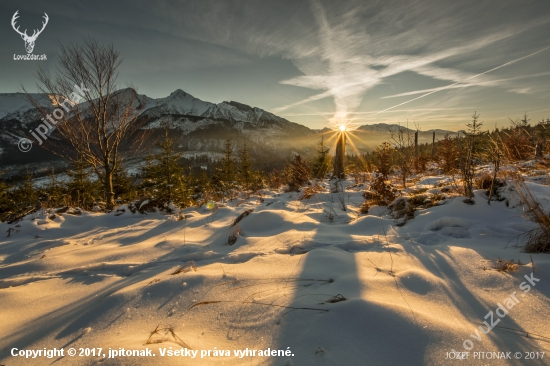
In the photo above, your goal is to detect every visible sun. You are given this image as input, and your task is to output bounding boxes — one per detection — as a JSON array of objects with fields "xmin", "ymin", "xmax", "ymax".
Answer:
[{"xmin": 339, "ymin": 124, "xmax": 346, "ymax": 132}]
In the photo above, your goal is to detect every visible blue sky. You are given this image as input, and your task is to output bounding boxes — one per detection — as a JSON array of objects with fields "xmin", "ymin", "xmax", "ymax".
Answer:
[{"xmin": 2, "ymin": 0, "xmax": 550, "ymax": 130}]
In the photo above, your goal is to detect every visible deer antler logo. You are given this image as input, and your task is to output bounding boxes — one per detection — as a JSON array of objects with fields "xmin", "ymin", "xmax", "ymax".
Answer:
[{"xmin": 11, "ymin": 10, "xmax": 49, "ymax": 54}]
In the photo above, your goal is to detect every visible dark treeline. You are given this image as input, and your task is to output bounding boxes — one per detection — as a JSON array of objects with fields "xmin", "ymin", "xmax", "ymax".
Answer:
[
  {"xmin": 0, "ymin": 130, "xmax": 322, "ymax": 219},
  {"xmin": 1, "ymin": 112, "xmax": 549, "ymax": 221}
]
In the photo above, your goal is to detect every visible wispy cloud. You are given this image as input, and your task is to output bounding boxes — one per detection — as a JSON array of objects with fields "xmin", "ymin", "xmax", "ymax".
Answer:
[
  {"xmin": 268, "ymin": 0, "xmax": 550, "ymax": 128},
  {"xmin": 370, "ymin": 46, "xmax": 550, "ymax": 117},
  {"xmin": 6, "ymin": 0, "xmax": 550, "ymax": 130}
]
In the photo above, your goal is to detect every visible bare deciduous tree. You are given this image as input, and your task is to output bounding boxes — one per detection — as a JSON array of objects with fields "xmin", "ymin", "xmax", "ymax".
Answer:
[
  {"xmin": 24, "ymin": 38, "xmax": 147, "ymax": 209},
  {"xmin": 389, "ymin": 124, "xmax": 415, "ymax": 189}
]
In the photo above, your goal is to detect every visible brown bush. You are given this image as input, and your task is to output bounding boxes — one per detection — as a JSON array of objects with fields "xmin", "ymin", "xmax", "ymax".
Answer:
[
  {"xmin": 513, "ymin": 179, "xmax": 550, "ymax": 253},
  {"xmin": 359, "ymin": 201, "xmax": 370, "ymax": 214},
  {"xmin": 299, "ymin": 183, "xmax": 323, "ymax": 200},
  {"xmin": 363, "ymin": 175, "xmax": 397, "ymax": 206},
  {"xmin": 503, "ymin": 128, "xmax": 533, "ymax": 160}
]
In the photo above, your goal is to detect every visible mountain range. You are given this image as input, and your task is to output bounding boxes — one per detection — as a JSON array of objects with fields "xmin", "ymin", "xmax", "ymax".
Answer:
[{"xmin": 0, "ymin": 89, "xmax": 454, "ymax": 176}]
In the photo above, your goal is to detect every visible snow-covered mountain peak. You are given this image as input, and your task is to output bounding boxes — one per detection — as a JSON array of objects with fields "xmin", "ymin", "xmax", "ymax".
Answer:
[
  {"xmin": 170, "ymin": 89, "xmax": 191, "ymax": 98},
  {"xmin": 149, "ymin": 89, "xmax": 213, "ymax": 116},
  {"xmin": 223, "ymin": 101, "xmax": 254, "ymax": 112},
  {"xmin": 0, "ymin": 93, "xmax": 52, "ymax": 123}
]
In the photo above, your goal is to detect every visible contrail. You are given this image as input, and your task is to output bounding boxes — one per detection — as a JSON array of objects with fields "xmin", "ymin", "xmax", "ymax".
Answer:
[{"xmin": 371, "ymin": 46, "xmax": 550, "ymax": 116}]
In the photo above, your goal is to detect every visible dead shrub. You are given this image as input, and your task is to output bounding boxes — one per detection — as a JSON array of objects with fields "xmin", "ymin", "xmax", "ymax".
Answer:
[
  {"xmin": 524, "ymin": 228, "xmax": 550, "ymax": 253},
  {"xmin": 388, "ymin": 197, "xmax": 415, "ymax": 226},
  {"xmin": 363, "ymin": 175, "xmax": 397, "ymax": 206},
  {"xmin": 493, "ymin": 259, "xmax": 519, "ymax": 272},
  {"xmin": 359, "ymin": 201, "xmax": 370, "ymax": 214},
  {"xmin": 128, "ymin": 198, "xmax": 164, "ymax": 214},
  {"xmin": 147, "ymin": 325, "xmax": 189, "ymax": 348},
  {"xmin": 171, "ymin": 260, "xmax": 197, "ymax": 275},
  {"xmin": 299, "ymin": 183, "xmax": 323, "ymax": 200},
  {"xmin": 503, "ymin": 128, "xmax": 533, "ymax": 160},
  {"xmin": 408, "ymin": 194, "xmax": 428, "ymax": 206},
  {"xmin": 475, "ymin": 173, "xmax": 505, "ymax": 190},
  {"xmin": 267, "ymin": 169, "xmax": 283, "ymax": 190},
  {"xmin": 512, "ymin": 179, "xmax": 550, "ymax": 253},
  {"xmin": 482, "ymin": 259, "xmax": 522, "ymax": 272}
]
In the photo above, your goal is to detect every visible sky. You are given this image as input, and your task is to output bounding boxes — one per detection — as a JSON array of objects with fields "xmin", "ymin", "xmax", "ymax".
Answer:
[{"xmin": 2, "ymin": 0, "xmax": 550, "ymax": 131}]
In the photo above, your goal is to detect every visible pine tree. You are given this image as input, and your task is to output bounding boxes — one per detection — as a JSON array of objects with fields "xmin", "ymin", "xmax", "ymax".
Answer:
[
  {"xmin": 112, "ymin": 164, "xmax": 133, "ymax": 202},
  {"xmin": 0, "ymin": 170, "xmax": 15, "ymax": 219},
  {"xmin": 374, "ymin": 142, "xmax": 393, "ymax": 179},
  {"xmin": 214, "ymin": 139, "xmax": 236, "ymax": 198},
  {"xmin": 195, "ymin": 170, "xmax": 212, "ymax": 203},
  {"xmin": 66, "ymin": 157, "xmax": 99, "ymax": 208},
  {"xmin": 141, "ymin": 131, "xmax": 186, "ymax": 205},
  {"xmin": 44, "ymin": 167, "xmax": 65, "ymax": 207},
  {"xmin": 237, "ymin": 143, "xmax": 253, "ymax": 191},
  {"xmin": 14, "ymin": 166, "xmax": 36, "ymax": 205},
  {"xmin": 466, "ymin": 111, "xmax": 484, "ymax": 155},
  {"xmin": 287, "ymin": 154, "xmax": 310, "ymax": 190},
  {"xmin": 438, "ymin": 134, "xmax": 458, "ymax": 173},
  {"xmin": 459, "ymin": 112, "xmax": 484, "ymax": 200},
  {"xmin": 267, "ymin": 168, "xmax": 283, "ymax": 189},
  {"xmin": 311, "ymin": 136, "xmax": 332, "ymax": 179},
  {"xmin": 221, "ymin": 139, "xmax": 235, "ymax": 183}
]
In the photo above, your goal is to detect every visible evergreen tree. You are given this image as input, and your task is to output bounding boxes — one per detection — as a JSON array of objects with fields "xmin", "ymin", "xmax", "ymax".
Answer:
[
  {"xmin": 66, "ymin": 158, "xmax": 99, "ymax": 208},
  {"xmin": 43, "ymin": 167, "xmax": 65, "ymax": 207},
  {"xmin": 220, "ymin": 139, "xmax": 235, "ymax": 183},
  {"xmin": 141, "ymin": 130, "xmax": 187, "ymax": 205},
  {"xmin": 237, "ymin": 143, "xmax": 253, "ymax": 190},
  {"xmin": 13, "ymin": 166, "xmax": 36, "ymax": 205},
  {"xmin": 438, "ymin": 134, "xmax": 458, "ymax": 173},
  {"xmin": 459, "ymin": 112, "xmax": 484, "ymax": 200},
  {"xmin": 311, "ymin": 136, "xmax": 332, "ymax": 179},
  {"xmin": 267, "ymin": 168, "xmax": 283, "ymax": 190},
  {"xmin": 465, "ymin": 111, "xmax": 484, "ymax": 155},
  {"xmin": 112, "ymin": 164, "xmax": 133, "ymax": 202},
  {"xmin": 213, "ymin": 139, "xmax": 236, "ymax": 198},
  {"xmin": 287, "ymin": 154, "xmax": 310, "ymax": 190},
  {"xmin": 195, "ymin": 170, "xmax": 213, "ymax": 203},
  {"xmin": 374, "ymin": 142, "xmax": 393, "ymax": 179},
  {"xmin": 0, "ymin": 170, "xmax": 15, "ymax": 219}
]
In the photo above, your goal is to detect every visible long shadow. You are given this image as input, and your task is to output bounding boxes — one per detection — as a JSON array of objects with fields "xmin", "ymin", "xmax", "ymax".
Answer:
[
  {"xmin": 403, "ymin": 243, "xmax": 546, "ymax": 357},
  {"xmin": 0, "ymin": 267, "xmax": 155, "ymax": 361},
  {"xmin": 0, "ymin": 203, "xmax": 259, "ymax": 364},
  {"xmin": 270, "ymin": 193, "xmax": 546, "ymax": 365},
  {"xmin": 269, "ymin": 197, "xmax": 434, "ymax": 365}
]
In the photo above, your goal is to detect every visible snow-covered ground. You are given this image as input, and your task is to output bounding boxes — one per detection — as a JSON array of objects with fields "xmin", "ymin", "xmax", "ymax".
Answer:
[{"xmin": 1, "ymin": 178, "xmax": 549, "ymax": 365}]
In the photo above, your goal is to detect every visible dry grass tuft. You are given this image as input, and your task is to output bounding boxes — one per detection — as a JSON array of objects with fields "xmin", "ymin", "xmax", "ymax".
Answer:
[
  {"xmin": 524, "ymin": 228, "xmax": 550, "ymax": 253},
  {"xmin": 512, "ymin": 179, "xmax": 550, "ymax": 253},
  {"xmin": 326, "ymin": 294, "xmax": 347, "ymax": 303},
  {"xmin": 482, "ymin": 258, "xmax": 524, "ymax": 272},
  {"xmin": 493, "ymin": 259, "xmax": 519, "ymax": 272},
  {"xmin": 359, "ymin": 201, "xmax": 370, "ymax": 214},
  {"xmin": 299, "ymin": 183, "xmax": 323, "ymax": 200},
  {"xmin": 171, "ymin": 261, "xmax": 197, "ymax": 275},
  {"xmin": 146, "ymin": 324, "xmax": 189, "ymax": 348}
]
